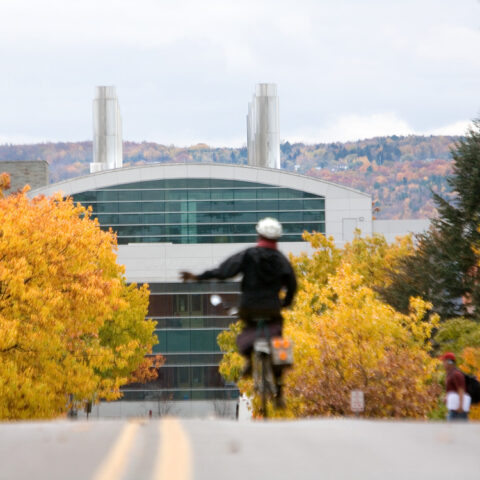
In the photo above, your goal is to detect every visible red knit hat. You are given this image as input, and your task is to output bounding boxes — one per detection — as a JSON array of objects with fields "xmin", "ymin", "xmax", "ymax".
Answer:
[{"xmin": 439, "ymin": 352, "xmax": 456, "ymax": 361}]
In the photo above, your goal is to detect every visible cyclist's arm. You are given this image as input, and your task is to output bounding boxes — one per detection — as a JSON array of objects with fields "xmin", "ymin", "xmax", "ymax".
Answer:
[{"xmin": 196, "ymin": 251, "xmax": 246, "ymax": 281}]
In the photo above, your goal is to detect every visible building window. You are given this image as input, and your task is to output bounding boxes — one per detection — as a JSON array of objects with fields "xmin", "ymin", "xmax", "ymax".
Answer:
[
  {"xmin": 72, "ymin": 178, "xmax": 326, "ymax": 244},
  {"xmin": 127, "ymin": 283, "xmax": 241, "ymax": 401}
]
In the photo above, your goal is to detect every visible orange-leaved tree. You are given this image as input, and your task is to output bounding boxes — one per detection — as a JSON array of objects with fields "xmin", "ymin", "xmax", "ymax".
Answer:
[{"xmin": 0, "ymin": 177, "xmax": 157, "ymax": 419}]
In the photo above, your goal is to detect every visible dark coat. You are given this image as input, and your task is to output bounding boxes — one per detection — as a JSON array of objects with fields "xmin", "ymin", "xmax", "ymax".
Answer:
[{"xmin": 196, "ymin": 246, "xmax": 297, "ymax": 314}]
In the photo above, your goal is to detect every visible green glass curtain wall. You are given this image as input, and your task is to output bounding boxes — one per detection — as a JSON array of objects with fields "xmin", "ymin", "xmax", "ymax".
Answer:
[{"xmin": 72, "ymin": 178, "xmax": 326, "ymax": 244}]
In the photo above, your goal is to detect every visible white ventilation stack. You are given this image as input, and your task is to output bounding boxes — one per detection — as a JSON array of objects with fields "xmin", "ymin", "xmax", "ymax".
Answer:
[
  {"xmin": 90, "ymin": 86, "xmax": 123, "ymax": 173},
  {"xmin": 246, "ymin": 83, "xmax": 280, "ymax": 169}
]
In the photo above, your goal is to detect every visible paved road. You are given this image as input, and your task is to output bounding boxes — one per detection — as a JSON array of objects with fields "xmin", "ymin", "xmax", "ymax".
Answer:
[{"xmin": 0, "ymin": 418, "xmax": 479, "ymax": 480}]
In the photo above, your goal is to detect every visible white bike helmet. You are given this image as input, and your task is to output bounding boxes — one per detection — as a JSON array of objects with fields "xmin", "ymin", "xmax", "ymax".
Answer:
[{"xmin": 256, "ymin": 217, "xmax": 283, "ymax": 240}]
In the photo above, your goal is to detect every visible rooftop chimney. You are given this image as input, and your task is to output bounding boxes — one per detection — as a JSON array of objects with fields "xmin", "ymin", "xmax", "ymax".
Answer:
[
  {"xmin": 246, "ymin": 83, "xmax": 280, "ymax": 169},
  {"xmin": 90, "ymin": 86, "xmax": 123, "ymax": 173}
]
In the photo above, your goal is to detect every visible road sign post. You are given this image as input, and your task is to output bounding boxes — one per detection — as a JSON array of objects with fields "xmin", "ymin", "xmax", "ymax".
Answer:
[{"xmin": 350, "ymin": 390, "xmax": 364, "ymax": 417}]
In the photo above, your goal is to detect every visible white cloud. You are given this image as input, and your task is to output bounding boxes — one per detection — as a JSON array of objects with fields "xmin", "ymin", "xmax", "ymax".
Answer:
[
  {"xmin": 0, "ymin": 133, "xmax": 56, "ymax": 145},
  {"xmin": 0, "ymin": 0, "xmax": 479, "ymax": 145},
  {"xmin": 416, "ymin": 25, "xmax": 480, "ymax": 66},
  {"xmin": 287, "ymin": 113, "xmax": 414, "ymax": 144},
  {"xmin": 285, "ymin": 114, "xmax": 473, "ymax": 145},
  {"xmin": 427, "ymin": 120, "xmax": 472, "ymax": 136},
  {"xmin": 149, "ymin": 132, "xmax": 246, "ymax": 149},
  {"xmin": 0, "ymin": 0, "xmax": 294, "ymax": 49}
]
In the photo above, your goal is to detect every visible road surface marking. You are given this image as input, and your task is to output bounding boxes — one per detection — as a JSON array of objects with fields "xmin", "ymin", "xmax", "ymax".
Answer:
[
  {"xmin": 153, "ymin": 418, "xmax": 192, "ymax": 480},
  {"xmin": 92, "ymin": 420, "xmax": 140, "ymax": 480}
]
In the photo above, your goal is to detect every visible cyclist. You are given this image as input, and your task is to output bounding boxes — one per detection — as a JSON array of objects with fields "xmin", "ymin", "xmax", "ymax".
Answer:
[{"xmin": 180, "ymin": 217, "xmax": 297, "ymax": 408}]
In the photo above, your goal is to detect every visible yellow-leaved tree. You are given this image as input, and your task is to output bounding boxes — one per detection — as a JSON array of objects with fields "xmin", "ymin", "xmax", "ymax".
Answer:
[
  {"xmin": 218, "ymin": 232, "xmax": 441, "ymax": 418},
  {"xmin": 284, "ymin": 265, "xmax": 440, "ymax": 418},
  {"xmin": 0, "ymin": 178, "xmax": 157, "ymax": 419},
  {"xmin": 461, "ymin": 347, "xmax": 480, "ymax": 419}
]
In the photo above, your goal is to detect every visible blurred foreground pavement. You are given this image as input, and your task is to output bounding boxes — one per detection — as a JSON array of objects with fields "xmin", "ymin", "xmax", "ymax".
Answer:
[{"xmin": 0, "ymin": 418, "xmax": 479, "ymax": 480}]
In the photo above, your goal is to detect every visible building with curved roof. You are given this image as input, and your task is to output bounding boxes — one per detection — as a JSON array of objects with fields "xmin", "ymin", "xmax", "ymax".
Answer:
[{"xmin": 30, "ymin": 163, "xmax": 372, "ymax": 417}]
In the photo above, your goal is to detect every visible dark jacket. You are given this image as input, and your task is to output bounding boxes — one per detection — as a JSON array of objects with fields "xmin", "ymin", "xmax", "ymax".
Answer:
[{"xmin": 196, "ymin": 246, "xmax": 297, "ymax": 313}]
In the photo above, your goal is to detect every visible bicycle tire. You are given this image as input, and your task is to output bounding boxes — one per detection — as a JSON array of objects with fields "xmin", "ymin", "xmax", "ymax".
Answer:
[{"xmin": 261, "ymin": 354, "xmax": 268, "ymax": 419}]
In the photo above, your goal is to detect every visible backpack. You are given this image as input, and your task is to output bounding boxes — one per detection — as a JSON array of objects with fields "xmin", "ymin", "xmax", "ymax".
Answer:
[{"xmin": 464, "ymin": 373, "xmax": 480, "ymax": 405}]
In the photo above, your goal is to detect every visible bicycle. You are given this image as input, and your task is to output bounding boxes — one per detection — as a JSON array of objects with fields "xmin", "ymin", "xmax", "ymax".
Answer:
[
  {"xmin": 210, "ymin": 295, "xmax": 293, "ymax": 418},
  {"xmin": 252, "ymin": 320, "xmax": 293, "ymax": 418},
  {"xmin": 252, "ymin": 322, "xmax": 276, "ymax": 417}
]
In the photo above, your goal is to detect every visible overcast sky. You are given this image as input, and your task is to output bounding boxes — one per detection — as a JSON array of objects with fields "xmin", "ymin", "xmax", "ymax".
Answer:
[{"xmin": 1, "ymin": 0, "xmax": 479, "ymax": 146}]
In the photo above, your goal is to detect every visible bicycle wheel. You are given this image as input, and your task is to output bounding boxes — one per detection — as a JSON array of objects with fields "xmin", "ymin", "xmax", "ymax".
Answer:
[{"xmin": 261, "ymin": 354, "xmax": 268, "ymax": 419}]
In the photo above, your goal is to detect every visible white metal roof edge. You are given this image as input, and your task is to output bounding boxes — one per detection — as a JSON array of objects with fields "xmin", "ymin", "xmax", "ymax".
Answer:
[{"xmin": 28, "ymin": 163, "xmax": 371, "ymax": 199}]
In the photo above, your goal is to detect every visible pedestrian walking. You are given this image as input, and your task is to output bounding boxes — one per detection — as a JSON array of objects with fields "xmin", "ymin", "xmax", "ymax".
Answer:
[{"xmin": 440, "ymin": 352, "xmax": 471, "ymax": 421}]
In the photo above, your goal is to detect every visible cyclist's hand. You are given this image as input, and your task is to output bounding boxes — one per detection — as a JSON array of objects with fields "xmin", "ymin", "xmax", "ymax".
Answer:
[{"xmin": 180, "ymin": 271, "xmax": 197, "ymax": 282}]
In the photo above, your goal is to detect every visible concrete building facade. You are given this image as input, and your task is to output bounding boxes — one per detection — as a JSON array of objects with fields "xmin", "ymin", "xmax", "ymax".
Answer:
[
  {"xmin": 0, "ymin": 160, "xmax": 49, "ymax": 193},
  {"xmin": 373, "ymin": 219, "xmax": 431, "ymax": 243}
]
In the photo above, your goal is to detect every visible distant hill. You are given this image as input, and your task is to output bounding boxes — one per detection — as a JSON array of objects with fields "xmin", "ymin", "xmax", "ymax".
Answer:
[{"xmin": 0, "ymin": 135, "xmax": 459, "ymax": 219}]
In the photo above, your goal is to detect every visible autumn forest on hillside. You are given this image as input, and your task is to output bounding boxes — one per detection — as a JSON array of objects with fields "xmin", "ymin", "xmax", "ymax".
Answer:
[{"xmin": 0, "ymin": 135, "xmax": 459, "ymax": 219}]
